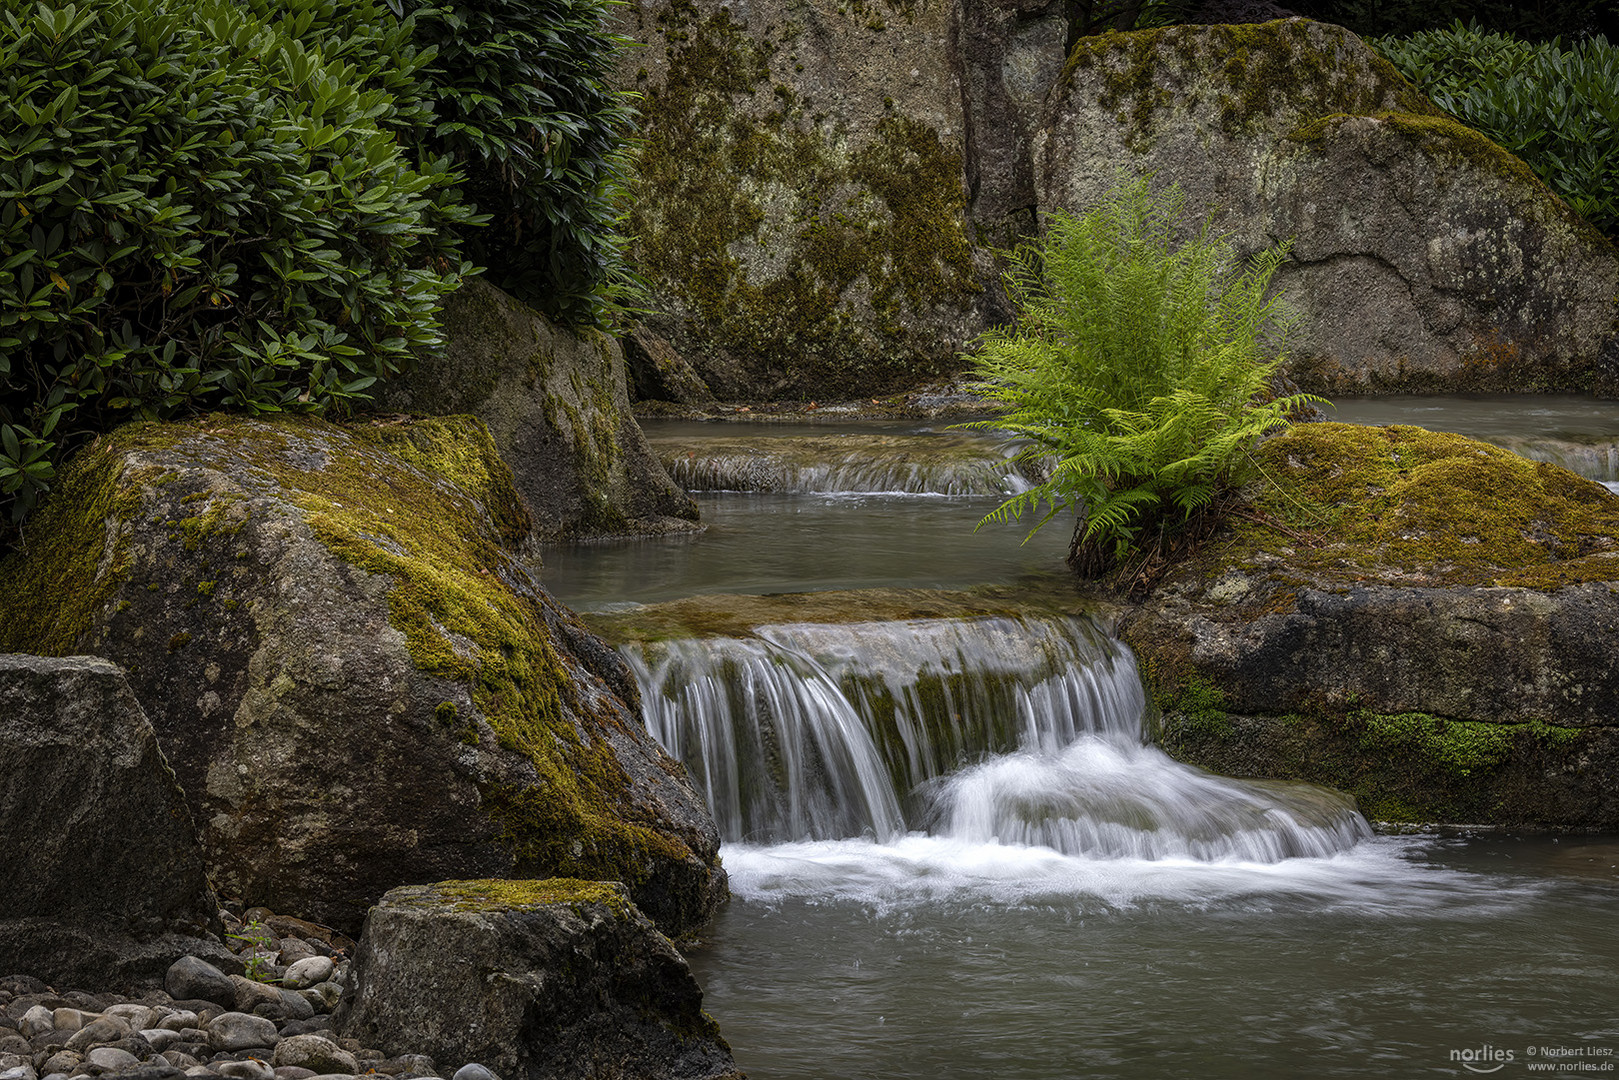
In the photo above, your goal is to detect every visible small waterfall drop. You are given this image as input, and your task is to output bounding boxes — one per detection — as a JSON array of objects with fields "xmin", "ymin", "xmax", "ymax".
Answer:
[
  {"xmin": 656, "ymin": 433, "xmax": 1039, "ymax": 496},
  {"xmin": 625, "ymin": 614, "xmax": 1370, "ymax": 861}
]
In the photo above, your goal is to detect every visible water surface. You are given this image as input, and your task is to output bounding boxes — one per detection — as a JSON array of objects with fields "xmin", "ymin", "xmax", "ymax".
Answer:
[
  {"xmin": 692, "ymin": 834, "xmax": 1619, "ymax": 1080},
  {"xmin": 543, "ymin": 492, "xmax": 1069, "ymax": 609},
  {"xmin": 556, "ymin": 406, "xmax": 1619, "ymax": 1078}
]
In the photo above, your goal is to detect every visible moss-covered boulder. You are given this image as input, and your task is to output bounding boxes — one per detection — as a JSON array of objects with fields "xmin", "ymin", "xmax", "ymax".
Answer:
[
  {"xmin": 615, "ymin": 0, "xmax": 1027, "ymax": 399},
  {"xmin": 378, "ymin": 279, "xmax": 700, "ymax": 541},
  {"xmin": 1120, "ymin": 422, "xmax": 1619, "ymax": 828},
  {"xmin": 1036, "ymin": 19, "xmax": 1619, "ymax": 394},
  {"xmin": 335, "ymin": 879, "xmax": 741, "ymax": 1080},
  {"xmin": 0, "ymin": 415, "xmax": 725, "ymax": 935}
]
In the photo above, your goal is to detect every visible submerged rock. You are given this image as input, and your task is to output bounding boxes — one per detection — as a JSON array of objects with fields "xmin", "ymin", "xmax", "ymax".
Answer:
[
  {"xmin": 378, "ymin": 278, "xmax": 699, "ymax": 541},
  {"xmin": 1036, "ymin": 19, "xmax": 1619, "ymax": 395},
  {"xmin": 334, "ymin": 879, "xmax": 742, "ymax": 1080},
  {"xmin": 1121, "ymin": 422, "xmax": 1619, "ymax": 828},
  {"xmin": 0, "ymin": 654, "xmax": 230, "ymax": 988},
  {"xmin": 0, "ymin": 415, "xmax": 725, "ymax": 935}
]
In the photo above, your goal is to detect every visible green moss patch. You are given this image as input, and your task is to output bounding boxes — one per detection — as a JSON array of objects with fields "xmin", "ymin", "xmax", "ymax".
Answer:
[
  {"xmin": 1232, "ymin": 422, "xmax": 1619, "ymax": 588},
  {"xmin": 1355, "ymin": 710, "xmax": 1515, "ymax": 778},
  {"xmin": 1060, "ymin": 19, "xmax": 1440, "ymax": 149},
  {"xmin": 424, "ymin": 877, "xmax": 634, "ymax": 919}
]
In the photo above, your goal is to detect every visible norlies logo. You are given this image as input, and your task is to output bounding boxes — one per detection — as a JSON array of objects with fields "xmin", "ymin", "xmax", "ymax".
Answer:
[{"xmin": 1453, "ymin": 1046, "xmax": 1517, "ymax": 1073}]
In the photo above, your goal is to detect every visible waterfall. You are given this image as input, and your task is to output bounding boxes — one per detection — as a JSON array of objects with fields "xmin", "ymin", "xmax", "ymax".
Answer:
[
  {"xmin": 1490, "ymin": 436, "xmax": 1619, "ymax": 482},
  {"xmin": 656, "ymin": 433, "xmax": 1039, "ymax": 496},
  {"xmin": 625, "ymin": 614, "xmax": 1370, "ymax": 861}
]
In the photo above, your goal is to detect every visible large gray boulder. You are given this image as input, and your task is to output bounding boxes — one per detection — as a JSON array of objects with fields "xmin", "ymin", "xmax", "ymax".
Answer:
[
  {"xmin": 1034, "ymin": 19, "xmax": 1619, "ymax": 394},
  {"xmin": 0, "ymin": 415, "xmax": 725, "ymax": 936},
  {"xmin": 379, "ymin": 278, "xmax": 699, "ymax": 541},
  {"xmin": 335, "ymin": 879, "xmax": 742, "ymax": 1080},
  {"xmin": 1120, "ymin": 422, "xmax": 1619, "ymax": 828},
  {"xmin": 0, "ymin": 654, "xmax": 232, "ymax": 988},
  {"xmin": 615, "ymin": 0, "xmax": 1013, "ymax": 399}
]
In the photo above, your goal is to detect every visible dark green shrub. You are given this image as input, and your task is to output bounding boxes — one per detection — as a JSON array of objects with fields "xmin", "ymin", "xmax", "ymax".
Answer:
[
  {"xmin": 401, "ymin": 0, "xmax": 639, "ymax": 327},
  {"xmin": 962, "ymin": 179, "xmax": 1319, "ymax": 577},
  {"xmin": 236, "ymin": 0, "xmax": 639, "ymax": 328},
  {"xmin": 0, "ymin": 0, "xmax": 471, "ymax": 525},
  {"xmin": 1370, "ymin": 22, "xmax": 1619, "ymax": 236}
]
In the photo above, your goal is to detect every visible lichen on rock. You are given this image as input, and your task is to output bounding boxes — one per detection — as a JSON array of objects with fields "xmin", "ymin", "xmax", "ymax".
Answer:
[
  {"xmin": 619, "ymin": 0, "xmax": 994, "ymax": 399},
  {"xmin": 0, "ymin": 414, "xmax": 725, "ymax": 935}
]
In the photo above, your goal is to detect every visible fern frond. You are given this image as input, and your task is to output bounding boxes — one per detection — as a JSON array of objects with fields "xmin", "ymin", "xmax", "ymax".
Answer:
[{"xmin": 954, "ymin": 174, "xmax": 1320, "ymax": 573}]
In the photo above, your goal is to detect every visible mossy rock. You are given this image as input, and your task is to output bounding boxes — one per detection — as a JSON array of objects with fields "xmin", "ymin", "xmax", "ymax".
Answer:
[
  {"xmin": 1119, "ymin": 422, "xmax": 1619, "ymax": 829},
  {"xmin": 0, "ymin": 414, "xmax": 725, "ymax": 935},
  {"xmin": 617, "ymin": 0, "xmax": 999, "ymax": 399},
  {"xmin": 336, "ymin": 878, "xmax": 741, "ymax": 1080},
  {"xmin": 1036, "ymin": 18, "xmax": 1619, "ymax": 394},
  {"xmin": 377, "ymin": 278, "xmax": 700, "ymax": 541},
  {"xmin": 1154, "ymin": 700, "xmax": 1618, "ymax": 831}
]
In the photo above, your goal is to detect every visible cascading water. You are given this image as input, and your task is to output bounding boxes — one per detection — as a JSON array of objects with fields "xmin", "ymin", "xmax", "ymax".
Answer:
[
  {"xmin": 557, "ymin": 413, "xmax": 1619, "ymax": 1080},
  {"xmin": 655, "ymin": 432, "xmax": 1040, "ymax": 496},
  {"xmin": 624, "ymin": 614, "xmax": 1369, "ymax": 861}
]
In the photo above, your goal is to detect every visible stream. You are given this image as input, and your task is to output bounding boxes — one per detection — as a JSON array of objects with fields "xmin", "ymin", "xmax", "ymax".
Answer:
[{"xmin": 541, "ymin": 400, "xmax": 1619, "ymax": 1078}]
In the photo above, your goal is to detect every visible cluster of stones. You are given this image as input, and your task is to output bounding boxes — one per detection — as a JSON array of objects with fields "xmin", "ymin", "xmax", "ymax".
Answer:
[{"xmin": 0, "ymin": 908, "xmax": 502, "ymax": 1080}]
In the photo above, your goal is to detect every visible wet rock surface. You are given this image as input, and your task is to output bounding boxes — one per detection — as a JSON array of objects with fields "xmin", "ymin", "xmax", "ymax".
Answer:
[{"xmin": 334, "ymin": 881, "xmax": 741, "ymax": 1080}]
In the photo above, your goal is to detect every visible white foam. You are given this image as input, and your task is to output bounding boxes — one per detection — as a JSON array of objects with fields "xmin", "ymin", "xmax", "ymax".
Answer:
[{"xmin": 719, "ymin": 834, "xmax": 1542, "ymax": 916}]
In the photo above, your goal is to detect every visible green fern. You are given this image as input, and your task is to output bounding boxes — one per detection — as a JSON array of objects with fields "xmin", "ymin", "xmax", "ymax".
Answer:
[{"xmin": 963, "ymin": 177, "xmax": 1322, "ymax": 575}]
